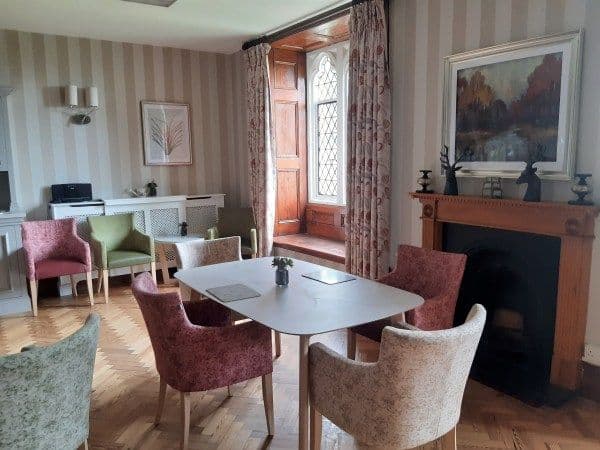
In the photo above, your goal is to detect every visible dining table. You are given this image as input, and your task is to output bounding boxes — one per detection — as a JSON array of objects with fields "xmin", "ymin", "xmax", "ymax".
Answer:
[{"xmin": 175, "ymin": 257, "xmax": 424, "ymax": 450}]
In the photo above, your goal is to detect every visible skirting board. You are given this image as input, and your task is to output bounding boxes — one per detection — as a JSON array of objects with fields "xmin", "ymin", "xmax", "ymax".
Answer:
[{"xmin": 583, "ymin": 343, "xmax": 600, "ymax": 367}]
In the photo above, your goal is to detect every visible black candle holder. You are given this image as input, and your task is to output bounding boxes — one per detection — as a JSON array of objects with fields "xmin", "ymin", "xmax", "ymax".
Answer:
[
  {"xmin": 568, "ymin": 173, "xmax": 594, "ymax": 206},
  {"xmin": 417, "ymin": 170, "xmax": 433, "ymax": 193}
]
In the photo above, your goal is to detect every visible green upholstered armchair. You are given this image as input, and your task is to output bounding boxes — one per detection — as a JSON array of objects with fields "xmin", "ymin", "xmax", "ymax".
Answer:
[
  {"xmin": 0, "ymin": 313, "xmax": 100, "ymax": 450},
  {"xmin": 88, "ymin": 213, "xmax": 155, "ymax": 302},
  {"xmin": 207, "ymin": 207, "xmax": 258, "ymax": 258}
]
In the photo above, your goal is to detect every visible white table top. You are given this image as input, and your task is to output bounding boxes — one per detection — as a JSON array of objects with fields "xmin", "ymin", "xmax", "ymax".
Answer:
[
  {"xmin": 154, "ymin": 234, "xmax": 204, "ymax": 244},
  {"xmin": 175, "ymin": 257, "xmax": 423, "ymax": 336}
]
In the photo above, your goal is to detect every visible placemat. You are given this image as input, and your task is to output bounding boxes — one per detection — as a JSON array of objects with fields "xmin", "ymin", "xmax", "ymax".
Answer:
[
  {"xmin": 206, "ymin": 284, "xmax": 261, "ymax": 302},
  {"xmin": 302, "ymin": 269, "xmax": 356, "ymax": 285}
]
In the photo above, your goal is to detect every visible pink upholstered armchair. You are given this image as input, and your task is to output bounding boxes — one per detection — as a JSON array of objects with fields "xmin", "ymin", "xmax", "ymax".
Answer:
[
  {"xmin": 348, "ymin": 245, "xmax": 466, "ymax": 358},
  {"xmin": 310, "ymin": 305, "xmax": 486, "ymax": 449},
  {"xmin": 21, "ymin": 218, "xmax": 93, "ymax": 316},
  {"xmin": 131, "ymin": 273, "xmax": 274, "ymax": 450}
]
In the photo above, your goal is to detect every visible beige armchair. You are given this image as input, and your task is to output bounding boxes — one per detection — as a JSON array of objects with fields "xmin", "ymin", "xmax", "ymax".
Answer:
[
  {"xmin": 309, "ymin": 304, "xmax": 486, "ymax": 449},
  {"xmin": 174, "ymin": 236, "xmax": 242, "ymax": 302}
]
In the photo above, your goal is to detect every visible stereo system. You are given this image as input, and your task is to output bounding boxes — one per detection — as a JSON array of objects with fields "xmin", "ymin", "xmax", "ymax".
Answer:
[{"xmin": 51, "ymin": 183, "xmax": 93, "ymax": 204}]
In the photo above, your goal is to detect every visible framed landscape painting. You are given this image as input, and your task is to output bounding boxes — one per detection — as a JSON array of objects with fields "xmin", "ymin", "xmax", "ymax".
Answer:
[
  {"xmin": 442, "ymin": 31, "xmax": 582, "ymax": 179},
  {"xmin": 141, "ymin": 101, "xmax": 192, "ymax": 166}
]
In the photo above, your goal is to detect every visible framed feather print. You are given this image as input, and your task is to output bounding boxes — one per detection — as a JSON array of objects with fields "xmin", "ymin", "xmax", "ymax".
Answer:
[{"xmin": 141, "ymin": 101, "xmax": 192, "ymax": 166}]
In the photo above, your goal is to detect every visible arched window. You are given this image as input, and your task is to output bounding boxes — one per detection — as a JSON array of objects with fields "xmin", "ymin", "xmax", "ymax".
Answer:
[{"xmin": 307, "ymin": 43, "xmax": 348, "ymax": 205}]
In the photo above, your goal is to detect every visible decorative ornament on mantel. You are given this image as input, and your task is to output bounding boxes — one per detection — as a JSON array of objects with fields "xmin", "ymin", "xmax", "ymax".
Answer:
[
  {"xmin": 416, "ymin": 170, "xmax": 433, "ymax": 193},
  {"xmin": 516, "ymin": 146, "xmax": 543, "ymax": 202},
  {"xmin": 482, "ymin": 177, "xmax": 503, "ymax": 199},
  {"xmin": 569, "ymin": 173, "xmax": 594, "ymax": 206},
  {"xmin": 440, "ymin": 145, "xmax": 473, "ymax": 196}
]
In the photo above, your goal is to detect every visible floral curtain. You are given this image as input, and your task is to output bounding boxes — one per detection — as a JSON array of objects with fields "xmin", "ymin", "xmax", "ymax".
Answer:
[
  {"xmin": 245, "ymin": 43, "xmax": 276, "ymax": 257},
  {"xmin": 345, "ymin": 0, "xmax": 391, "ymax": 279}
]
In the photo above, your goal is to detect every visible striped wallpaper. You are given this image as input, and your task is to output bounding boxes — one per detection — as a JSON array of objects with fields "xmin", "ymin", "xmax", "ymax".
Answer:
[
  {"xmin": 0, "ymin": 30, "xmax": 249, "ymax": 219},
  {"xmin": 388, "ymin": 0, "xmax": 600, "ymax": 344}
]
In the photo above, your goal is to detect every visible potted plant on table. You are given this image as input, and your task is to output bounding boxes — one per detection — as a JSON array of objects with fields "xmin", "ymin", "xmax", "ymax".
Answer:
[{"xmin": 272, "ymin": 257, "xmax": 293, "ymax": 286}]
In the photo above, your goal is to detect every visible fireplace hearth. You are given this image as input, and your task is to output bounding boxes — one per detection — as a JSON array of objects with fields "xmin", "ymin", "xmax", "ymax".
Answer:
[{"xmin": 445, "ymin": 224, "xmax": 560, "ymax": 404}]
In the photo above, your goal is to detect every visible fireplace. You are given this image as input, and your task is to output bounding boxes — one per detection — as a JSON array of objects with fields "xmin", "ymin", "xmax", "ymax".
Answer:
[
  {"xmin": 410, "ymin": 193, "xmax": 599, "ymax": 396},
  {"xmin": 444, "ymin": 224, "xmax": 560, "ymax": 404}
]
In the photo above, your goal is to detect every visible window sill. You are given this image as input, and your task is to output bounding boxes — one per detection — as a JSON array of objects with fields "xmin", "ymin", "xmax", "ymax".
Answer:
[{"xmin": 273, "ymin": 234, "xmax": 345, "ymax": 265}]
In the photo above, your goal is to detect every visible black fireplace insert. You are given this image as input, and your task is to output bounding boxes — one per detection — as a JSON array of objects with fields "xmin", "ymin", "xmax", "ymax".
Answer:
[{"xmin": 444, "ymin": 223, "xmax": 561, "ymax": 405}]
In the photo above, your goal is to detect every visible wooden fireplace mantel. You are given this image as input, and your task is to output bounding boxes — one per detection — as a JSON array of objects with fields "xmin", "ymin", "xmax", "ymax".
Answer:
[{"xmin": 410, "ymin": 192, "xmax": 600, "ymax": 392}]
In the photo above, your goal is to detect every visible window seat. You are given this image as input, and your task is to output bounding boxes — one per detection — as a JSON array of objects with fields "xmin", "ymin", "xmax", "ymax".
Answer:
[{"xmin": 273, "ymin": 234, "xmax": 345, "ymax": 265}]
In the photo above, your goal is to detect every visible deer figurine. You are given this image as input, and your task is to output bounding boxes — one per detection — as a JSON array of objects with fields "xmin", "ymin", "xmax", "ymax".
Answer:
[
  {"xmin": 440, "ymin": 145, "xmax": 473, "ymax": 196},
  {"xmin": 516, "ymin": 147, "xmax": 544, "ymax": 202}
]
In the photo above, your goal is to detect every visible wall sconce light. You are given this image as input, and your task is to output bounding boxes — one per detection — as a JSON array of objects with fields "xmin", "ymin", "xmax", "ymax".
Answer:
[{"xmin": 65, "ymin": 85, "xmax": 99, "ymax": 125}]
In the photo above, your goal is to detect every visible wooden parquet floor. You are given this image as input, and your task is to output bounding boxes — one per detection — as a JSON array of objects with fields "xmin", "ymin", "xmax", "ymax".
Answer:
[{"xmin": 1, "ymin": 281, "xmax": 599, "ymax": 450}]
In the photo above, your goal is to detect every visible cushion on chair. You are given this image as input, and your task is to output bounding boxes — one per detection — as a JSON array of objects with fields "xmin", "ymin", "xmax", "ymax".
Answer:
[
  {"xmin": 240, "ymin": 245, "xmax": 254, "ymax": 256},
  {"xmin": 34, "ymin": 258, "xmax": 88, "ymax": 280},
  {"xmin": 107, "ymin": 250, "xmax": 153, "ymax": 269}
]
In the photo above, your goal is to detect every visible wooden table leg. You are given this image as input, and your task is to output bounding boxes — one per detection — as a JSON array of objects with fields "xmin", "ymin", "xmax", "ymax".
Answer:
[
  {"xmin": 158, "ymin": 244, "xmax": 171, "ymax": 284},
  {"xmin": 299, "ymin": 335, "xmax": 310, "ymax": 450}
]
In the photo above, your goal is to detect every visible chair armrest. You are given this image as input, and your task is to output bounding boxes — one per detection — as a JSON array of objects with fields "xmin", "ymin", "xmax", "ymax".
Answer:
[
  {"xmin": 89, "ymin": 233, "xmax": 107, "ymax": 269},
  {"xmin": 171, "ymin": 320, "xmax": 273, "ymax": 390},
  {"xmin": 207, "ymin": 227, "xmax": 218, "ymax": 240},
  {"xmin": 250, "ymin": 228, "xmax": 258, "ymax": 257},
  {"xmin": 70, "ymin": 234, "xmax": 92, "ymax": 268},
  {"xmin": 126, "ymin": 229, "xmax": 155, "ymax": 260},
  {"xmin": 309, "ymin": 342, "xmax": 376, "ymax": 416},
  {"xmin": 183, "ymin": 300, "xmax": 231, "ymax": 326},
  {"xmin": 21, "ymin": 246, "xmax": 37, "ymax": 280},
  {"xmin": 409, "ymin": 292, "xmax": 456, "ymax": 330},
  {"xmin": 376, "ymin": 270, "xmax": 400, "ymax": 287}
]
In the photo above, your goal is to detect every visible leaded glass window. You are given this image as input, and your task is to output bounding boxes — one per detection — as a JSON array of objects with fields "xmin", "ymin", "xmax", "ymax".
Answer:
[{"xmin": 307, "ymin": 43, "xmax": 348, "ymax": 205}]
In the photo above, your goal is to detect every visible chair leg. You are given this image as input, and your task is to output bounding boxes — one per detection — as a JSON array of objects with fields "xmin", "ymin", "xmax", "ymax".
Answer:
[
  {"xmin": 154, "ymin": 377, "xmax": 167, "ymax": 427},
  {"xmin": 440, "ymin": 426, "xmax": 457, "ymax": 450},
  {"xmin": 86, "ymin": 272, "xmax": 94, "ymax": 306},
  {"xmin": 150, "ymin": 261, "xmax": 157, "ymax": 284},
  {"xmin": 96, "ymin": 270, "xmax": 103, "ymax": 294},
  {"xmin": 227, "ymin": 385, "xmax": 232, "ymax": 397},
  {"xmin": 70, "ymin": 275, "xmax": 78, "ymax": 297},
  {"xmin": 29, "ymin": 279, "xmax": 38, "ymax": 317},
  {"xmin": 347, "ymin": 329, "xmax": 356, "ymax": 360},
  {"xmin": 130, "ymin": 266, "xmax": 135, "ymax": 283},
  {"xmin": 274, "ymin": 330, "xmax": 281, "ymax": 358},
  {"xmin": 310, "ymin": 405, "xmax": 322, "ymax": 450},
  {"xmin": 261, "ymin": 373, "xmax": 275, "ymax": 436},
  {"xmin": 180, "ymin": 391, "xmax": 191, "ymax": 450},
  {"xmin": 83, "ymin": 439, "xmax": 88, "ymax": 450},
  {"xmin": 102, "ymin": 269, "xmax": 109, "ymax": 304}
]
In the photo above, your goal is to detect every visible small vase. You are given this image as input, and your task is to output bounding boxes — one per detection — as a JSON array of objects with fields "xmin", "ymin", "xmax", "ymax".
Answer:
[{"xmin": 275, "ymin": 268, "xmax": 289, "ymax": 286}]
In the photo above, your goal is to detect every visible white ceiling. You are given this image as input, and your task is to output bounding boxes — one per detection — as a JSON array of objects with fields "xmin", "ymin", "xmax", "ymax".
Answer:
[{"xmin": 0, "ymin": 0, "xmax": 347, "ymax": 54}]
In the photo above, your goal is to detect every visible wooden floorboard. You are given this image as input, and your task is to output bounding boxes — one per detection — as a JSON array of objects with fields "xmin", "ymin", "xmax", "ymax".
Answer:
[{"xmin": 1, "ymin": 282, "xmax": 599, "ymax": 449}]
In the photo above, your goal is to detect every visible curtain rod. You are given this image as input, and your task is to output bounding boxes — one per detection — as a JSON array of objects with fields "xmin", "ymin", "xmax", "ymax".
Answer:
[{"xmin": 242, "ymin": 0, "xmax": 368, "ymax": 51}]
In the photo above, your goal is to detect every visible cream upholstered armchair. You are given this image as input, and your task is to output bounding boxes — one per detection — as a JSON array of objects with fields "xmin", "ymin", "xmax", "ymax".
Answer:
[
  {"xmin": 175, "ymin": 236, "xmax": 242, "ymax": 270},
  {"xmin": 174, "ymin": 236, "xmax": 242, "ymax": 302},
  {"xmin": 309, "ymin": 304, "xmax": 486, "ymax": 450}
]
